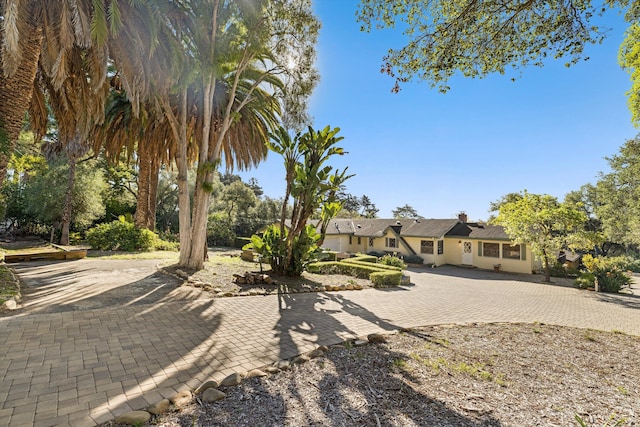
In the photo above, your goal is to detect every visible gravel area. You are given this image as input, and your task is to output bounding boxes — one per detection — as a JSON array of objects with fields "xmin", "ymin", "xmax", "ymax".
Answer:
[{"xmin": 141, "ymin": 323, "xmax": 639, "ymax": 427}]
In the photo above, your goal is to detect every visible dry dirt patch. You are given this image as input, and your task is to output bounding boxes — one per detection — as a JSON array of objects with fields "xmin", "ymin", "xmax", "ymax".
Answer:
[{"xmin": 145, "ymin": 323, "xmax": 639, "ymax": 427}]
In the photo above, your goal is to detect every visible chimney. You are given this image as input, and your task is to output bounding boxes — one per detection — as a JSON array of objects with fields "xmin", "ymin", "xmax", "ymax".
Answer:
[{"xmin": 458, "ymin": 212, "xmax": 468, "ymax": 223}]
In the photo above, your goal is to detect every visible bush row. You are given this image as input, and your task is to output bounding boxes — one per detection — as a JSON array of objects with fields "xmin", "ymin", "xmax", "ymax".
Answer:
[
  {"xmin": 307, "ymin": 258, "xmax": 405, "ymax": 287},
  {"xmin": 341, "ymin": 258, "xmax": 402, "ymax": 271},
  {"xmin": 370, "ymin": 270, "xmax": 403, "ymax": 287},
  {"xmin": 307, "ymin": 261, "xmax": 383, "ymax": 279},
  {"xmin": 86, "ymin": 219, "xmax": 178, "ymax": 252}
]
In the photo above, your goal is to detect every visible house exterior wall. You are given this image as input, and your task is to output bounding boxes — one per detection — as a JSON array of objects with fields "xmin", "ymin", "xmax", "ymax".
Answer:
[
  {"xmin": 322, "ymin": 235, "xmax": 349, "ymax": 252},
  {"xmin": 323, "ymin": 235, "xmax": 371, "ymax": 254},
  {"xmin": 443, "ymin": 238, "xmax": 535, "ymax": 274}
]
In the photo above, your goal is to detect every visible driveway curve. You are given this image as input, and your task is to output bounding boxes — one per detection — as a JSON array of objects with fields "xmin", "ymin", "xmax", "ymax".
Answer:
[{"xmin": 1, "ymin": 260, "xmax": 639, "ymax": 426}]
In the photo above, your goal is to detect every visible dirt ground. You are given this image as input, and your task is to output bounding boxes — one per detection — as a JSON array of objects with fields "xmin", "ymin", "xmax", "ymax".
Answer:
[{"xmin": 148, "ymin": 323, "xmax": 640, "ymax": 427}]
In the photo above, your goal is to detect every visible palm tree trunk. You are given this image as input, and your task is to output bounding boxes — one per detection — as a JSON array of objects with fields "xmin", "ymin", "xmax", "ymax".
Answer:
[
  {"xmin": 148, "ymin": 157, "xmax": 160, "ymax": 231},
  {"xmin": 0, "ymin": 19, "xmax": 43, "ymax": 187},
  {"xmin": 134, "ymin": 138, "xmax": 151, "ymax": 229},
  {"xmin": 60, "ymin": 156, "xmax": 77, "ymax": 245}
]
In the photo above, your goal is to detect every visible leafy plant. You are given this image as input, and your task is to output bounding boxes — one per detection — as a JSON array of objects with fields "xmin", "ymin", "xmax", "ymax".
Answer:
[
  {"xmin": 378, "ymin": 254, "xmax": 407, "ymax": 269},
  {"xmin": 582, "ymin": 255, "xmax": 632, "ymax": 293},
  {"xmin": 86, "ymin": 217, "xmax": 173, "ymax": 252}
]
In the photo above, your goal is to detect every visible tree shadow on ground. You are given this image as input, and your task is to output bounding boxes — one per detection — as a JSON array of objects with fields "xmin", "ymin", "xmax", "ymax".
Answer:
[
  {"xmin": 589, "ymin": 290, "xmax": 640, "ymax": 310},
  {"xmin": 173, "ymin": 332, "xmax": 502, "ymax": 426},
  {"xmin": 8, "ymin": 259, "xmax": 184, "ymax": 315}
]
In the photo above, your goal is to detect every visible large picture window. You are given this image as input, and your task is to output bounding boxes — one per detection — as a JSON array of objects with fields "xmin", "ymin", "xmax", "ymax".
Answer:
[
  {"xmin": 502, "ymin": 244, "xmax": 522, "ymax": 260},
  {"xmin": 483, "ymin": 242, "xmax": 500, "ymax": 258},
  {"xmin": 421, "ymin": 240, "xmax": 434, "ymax": 254}
]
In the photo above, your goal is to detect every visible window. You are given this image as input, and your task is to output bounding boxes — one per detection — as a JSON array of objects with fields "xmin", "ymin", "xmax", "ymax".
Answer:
[
  {"xmin": 369, "ymin": 238, "xmax": 374, "ymax": 247},
  {"xmin": 385, "ymin": 237, "xmax": 397, "ymax": 248},
  {"xmin": 357, "ymin": 237, "xmax": 361, "ymax": 245},
  {"xmin": 421, "ymin": 240, "xmax": 434, "ymax": 254},
  {"xmin": 437, "ymin": 240, "xmax": 444, "ymax": 255},
  {"xmin": 349, "ymin": 236, "xmax": 352, "ymax": 245},
  {"xmin": 502, "ymin": 244, "xmax": 522, "ymax": 260},
  {"xmin": 483, "ymin": 242, "xmax": 500, "ymax": 258}
]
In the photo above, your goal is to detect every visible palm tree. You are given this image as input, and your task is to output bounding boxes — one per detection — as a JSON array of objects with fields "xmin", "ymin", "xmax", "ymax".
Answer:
[{"xmin": 0, "ymin": 1, "xmax": 110, "ymax": 188}]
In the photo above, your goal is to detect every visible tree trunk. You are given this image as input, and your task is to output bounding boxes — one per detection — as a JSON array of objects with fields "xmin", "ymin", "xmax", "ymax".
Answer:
[
  {"xmin": 134, "ymin": 138, "xmax": 151, "ymax": 229},
  {"xmin": 60, "ymin": 156, "xmax": 77, "ymax": 245},
  {"xmin": 171, "ymin": 91, "xmax": 192, "ymax": 266},
  {"xmin": 542, "ymin": 250, "xmax": 551, "ymax": 283},
  {"xmin": 0, "ymin": 17, "xmax": 43, "ymax": 187},
  {"xmin": 148, "ymin": 156, "xmax": 160, "ymax": 231}
]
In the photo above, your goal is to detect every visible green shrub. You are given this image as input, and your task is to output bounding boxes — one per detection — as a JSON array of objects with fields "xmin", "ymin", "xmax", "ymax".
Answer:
[
  {"xmin": 342, "ymin": 258, "xmax": 402, "ymax": 271},
  {"xmin": 350, "ymin": 255, "xmax": 378, "ymax": 263},
  {"xmin": 623, "ymin": 256, "xmax": 640, "ymax": 273},
  {"xmin": 549, "ymin": 261, "xmax": 579, "ymax": 278},
  {"xmin": 582, "ymin": 254, "xmax": 633, "ymax": 293},
  {"xmin": 153, "ymin": 239, "xmax": 179, "ymax": 251},
  {"xmin": 307, "ymin": 261, "xmax": 387, "ymax": 278},
  {"xmin": 370, "ymin": 270, "xmax": 403, "ymax": 287},
  {"xmin": 574, "ymin": 272, "xmax": 595, "ymax": 289},
  {"xmin": 403, "ymin": 254, "xmax": 424, "ymax": 264},
  {"xmin": 379, "ymin": 254, "xmax": 407, "ymax": 269},
  {"xmin": 86, "ymin": 219, "xmax": 158, "ymax": 251}
]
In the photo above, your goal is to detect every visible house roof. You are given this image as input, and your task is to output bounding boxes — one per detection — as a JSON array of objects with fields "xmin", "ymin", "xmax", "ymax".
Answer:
[
  {"xmin": 323, "ymin": 218, "xmax": 460, "ymax": 238},
  {"xmin": 401, "ymin": 219, "xmax": 460, "ymax": 238},
  {"xmin": 285, "ymin": 217, "xmax": 511, "ymax": 241},
  {"xmin": 446, "ymin": 222, "xmax": 511, "ymax": 240}
]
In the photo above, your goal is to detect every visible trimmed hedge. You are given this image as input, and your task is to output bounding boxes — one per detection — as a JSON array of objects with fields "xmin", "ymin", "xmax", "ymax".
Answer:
[
  {"xmin": 370, "ymin": 270, "xmax": 403, "ymax": 287},
  {"xmin": 341, "ymin": 258, "xmax": 402, "ymax": 271},
  {"xmin": 307, "ymin": 261, "xmax": 385, "ymax": 278},
  {"xmin": 349, "ymin": 255, "xmax": 378, "ymax": 263}
]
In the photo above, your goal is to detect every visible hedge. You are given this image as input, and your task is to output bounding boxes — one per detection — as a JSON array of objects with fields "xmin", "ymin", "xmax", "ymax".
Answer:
[
  {"xmin": 308, "ymin": 260, "xmax": 404, "ymax": 286},
  {"xmin": 370, "ymin": 270, "xmax": 403, "ymax": 287},
  {"xmin": 349, "ymin": 255, "xmax": 378, "ymax": 263},
  {"xmin": 307, "ymin": 261, "xmax": 387, "ymax": 279},
  {"xmin": 341, "ymin": 258, "xmax": 402, "ymax": 271}
]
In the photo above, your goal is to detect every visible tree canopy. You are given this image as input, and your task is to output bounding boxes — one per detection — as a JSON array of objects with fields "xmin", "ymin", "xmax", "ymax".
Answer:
[
  {"xmin": 392, "ymin": 204, "xmax": 421, "ymax": 219},
  {"xmin": 492, "ymin": 191, "xmax": 588, "ymax": 282},
  {"xmin": 357, "ymin": 0, "xmax": 640, "ymax": 123}
]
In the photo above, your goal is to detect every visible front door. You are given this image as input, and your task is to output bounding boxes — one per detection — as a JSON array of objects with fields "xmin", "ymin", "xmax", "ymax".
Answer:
[{"xmin": 462, "ymin": 241, "xmax": 473, "ymax": 265}]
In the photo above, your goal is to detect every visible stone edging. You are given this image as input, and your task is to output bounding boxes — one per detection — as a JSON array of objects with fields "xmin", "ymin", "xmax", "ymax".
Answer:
[
  {"xmin": 0, "ymin": 266, "xmax": 22, "ymax": 311},
  {"xmin": 109, "ymin": 331, "xmax": 397, "ymax": 426},
  {"xmin": 161, "ymin": 267, "xmax": 375, "ymax": 297}
]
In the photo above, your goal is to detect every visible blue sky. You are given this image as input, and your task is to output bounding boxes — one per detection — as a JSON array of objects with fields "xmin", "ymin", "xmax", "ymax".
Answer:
[{"xmin": 240, "ymin": 0, "xmax": 638, "ymax": 221}]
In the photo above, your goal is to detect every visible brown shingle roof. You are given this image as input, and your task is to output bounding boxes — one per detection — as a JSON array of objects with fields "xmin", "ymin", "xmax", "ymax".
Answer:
[
  {"xmin": 323, "ymin": 218, "xmax": 459, "ymax": 238},
  {"xmin": 446, "ymin": 222, "xmax": 510, "ymax": 240}
]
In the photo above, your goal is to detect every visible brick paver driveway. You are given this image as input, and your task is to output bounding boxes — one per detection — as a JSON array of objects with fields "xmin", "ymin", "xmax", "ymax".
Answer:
[{"xmin": 1, "ymin": 260, "xmax": 639, "ymax": 426}]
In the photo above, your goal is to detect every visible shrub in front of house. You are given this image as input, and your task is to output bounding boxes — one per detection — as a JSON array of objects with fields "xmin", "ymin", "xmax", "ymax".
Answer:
[
  {"xmin": 341, "ymin": 258, "xmax": 402, "ymax": 271},
  {"xmin": 378, "ymin": 254, "xmax": 407, "ymax": 269},
  {"xmin": 307, "ymin": 261, "xmax": 382, "ymax": 278},
  {"xmin": 370, "ymin": 270, "xmax": 403, "ymax": 287},
  {"xmin": 350, "ymin": 255, "xmax": 378, "ymax": 263},
  {"xmin": 403, "ymin": 254, "xmax": 424, "ymax": 265}
]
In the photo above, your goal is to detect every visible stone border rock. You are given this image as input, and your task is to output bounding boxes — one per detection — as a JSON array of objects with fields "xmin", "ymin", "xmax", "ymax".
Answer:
[
  {"xmin": 0, "ymin": 266, "xmax": 22, "ymax": 311},
  {"xmin": 161, "ymin": 267, "xmax": 371, "ymax": 298},
  {"xmin": 108, "ymin": 331, "xmax": 402, "ymax": 426}
]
